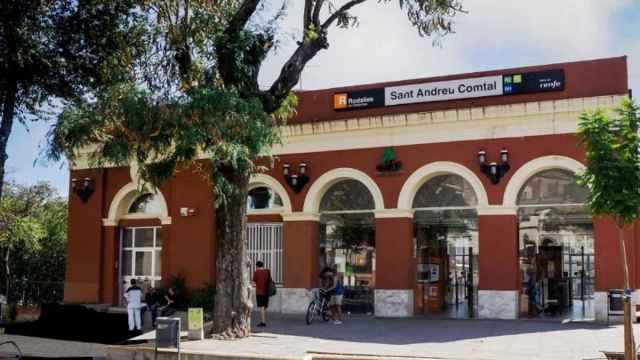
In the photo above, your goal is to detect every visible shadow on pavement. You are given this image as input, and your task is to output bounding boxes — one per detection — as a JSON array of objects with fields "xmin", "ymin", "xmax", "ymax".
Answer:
[{"xmin": 252, "ymin": 313, "xmax": 614, "ymax": 346}]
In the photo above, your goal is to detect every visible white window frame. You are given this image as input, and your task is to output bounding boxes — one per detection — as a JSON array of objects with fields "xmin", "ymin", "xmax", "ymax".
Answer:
[{"xmin": 119, "ymin": 226, "xmax": 163, "ymax": 303}]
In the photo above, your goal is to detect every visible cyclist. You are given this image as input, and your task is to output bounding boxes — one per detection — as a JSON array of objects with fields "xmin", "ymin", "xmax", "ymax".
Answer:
[{"xmin": 319, "ymin": 266, "xmax": 336, "ymax": 306}]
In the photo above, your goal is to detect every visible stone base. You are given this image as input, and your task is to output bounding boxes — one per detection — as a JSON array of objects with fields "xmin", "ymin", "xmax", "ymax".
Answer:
[
  {"xmin": 478, "ymin": 290, "xmax": 517, "ymax": 320},
  {"xmin": 594, "ymin": 291, "xmax": 610, "ymax": 323},
  {"xmin": 249, "ymin": 287, "xmax": 282, "ymax": 313},
  {"xmin": 280, "ymin": 288, "xmax": 313, "ymax": 314},
  {"xmin": 374, "ymin": 289, "xmax": 414, "ymax": 317},
  {"xmin": 595, "ymin": 290, "xmax": 640, "ymax": 323}
]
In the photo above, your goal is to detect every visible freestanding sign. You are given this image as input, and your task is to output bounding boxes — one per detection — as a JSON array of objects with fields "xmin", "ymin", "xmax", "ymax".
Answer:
[
  {"xmin": 333, "ymin": 69, "xmax": 565, "ymax": 111},
  {"xmin": 188, "ymin": 308, "xmax": 204, "ymax": 340}
]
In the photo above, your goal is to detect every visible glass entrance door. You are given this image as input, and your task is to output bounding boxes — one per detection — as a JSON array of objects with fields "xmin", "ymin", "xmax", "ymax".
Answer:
[
  {"xmin": 320, "ymin": 213, "xmax": 375, "ymax": 314},
  {"xmin": 518, "ymin": 206, "xmax": 595, "ymax": 321},
  {"xmin": 414, "ymin": 210, "xmax": 479, "ymax": 318},
  {"xmin": 119, "ymin": 227, "xmax": 162, "ymax": 305}
]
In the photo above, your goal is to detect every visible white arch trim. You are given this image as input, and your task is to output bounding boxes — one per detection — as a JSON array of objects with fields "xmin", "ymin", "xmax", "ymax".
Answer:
[
  {"xmin": 303, "ymin": 168, "xmax": 385, "ymax": 213},
  {"xmin": 103, "ymin": 182, "xmax": 171, "ymax": 226},
  {"xmin": 248, "ymin": 173, "xmax": 293, "ymax": 214},
  {"xmin": 502, "ymin": 155, "xmax": 585, "ymax": 207},
  {"xmin": 397, "ymin": 161, "xmax": 489, "ymax": 210}
]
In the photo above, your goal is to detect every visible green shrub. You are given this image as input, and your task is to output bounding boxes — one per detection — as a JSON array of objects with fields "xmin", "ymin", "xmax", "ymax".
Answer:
[{"xmin": 189, "ymin": 283, "xmax": 215, "ymax": 314}]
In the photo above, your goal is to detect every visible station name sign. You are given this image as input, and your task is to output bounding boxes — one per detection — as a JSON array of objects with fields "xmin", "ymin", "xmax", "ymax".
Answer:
[{"xmin": 333, "ymin": 69, "xmax": 564, "ymax": 111}]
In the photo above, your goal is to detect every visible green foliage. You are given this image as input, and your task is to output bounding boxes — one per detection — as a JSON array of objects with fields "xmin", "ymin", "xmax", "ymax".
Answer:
[
  {"xmin": 1, "ymin": 0, "xmax": 144, "ymax": 124},
  {"xmin": 0, "ymin": 182, "xmax": 67, "ymax": 302},
  {"xmin": 49, "ymin": 82, "xmax": 282, "ymax": 208},
  {"xmin": 578, "ymin": 97, "xmax": 640, "ymax": 225},
  {"xmin": 189, "ymin": 283, "xmax": 216, "ymax": 313}
]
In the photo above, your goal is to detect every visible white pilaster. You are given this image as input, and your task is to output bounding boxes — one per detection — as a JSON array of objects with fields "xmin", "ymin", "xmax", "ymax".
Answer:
[
  {"xmin": 478, "ymin": 290, "xmax": 518, "ymax": 319},
  {"xmin": 374, "ymin": 289, "xmax": 414, "ymax": 317}
]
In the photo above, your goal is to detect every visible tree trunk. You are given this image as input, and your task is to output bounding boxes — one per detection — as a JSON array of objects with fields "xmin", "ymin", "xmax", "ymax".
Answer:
[
  {"xmin": 5, "ymin": 247, "xmax": 10, "ymax": 300},
  {"xmin": 212, "ymin": 169, "xmax": 252, "ymax": 338},
  {"xmin": 617, "ymin": 224, "xmax": 636, "ymax": 360},
  {"xmin": 0, "ymin": 78, "xmax": 18, "ymax": 201}
]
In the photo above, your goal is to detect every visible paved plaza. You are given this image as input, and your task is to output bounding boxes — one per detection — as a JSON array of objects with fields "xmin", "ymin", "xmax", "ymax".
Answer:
[
  {"xmin": 0, "ymin": 334, "xmax": 107, "ymax": 358},
  {"xmin": 1, "ymin": 315, "xmax": 636, "ymax": 359},
  {"xmin": 177, "ymin": 314, "xmax": 631, "ymax": 360}
]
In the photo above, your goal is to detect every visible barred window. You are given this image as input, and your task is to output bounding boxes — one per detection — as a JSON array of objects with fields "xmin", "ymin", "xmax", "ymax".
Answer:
[{"xmin": 247, "ymin": 223, "xmax": 283, "ymax": 284}]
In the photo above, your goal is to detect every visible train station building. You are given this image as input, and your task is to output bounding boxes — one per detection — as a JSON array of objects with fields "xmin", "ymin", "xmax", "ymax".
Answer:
[{"xmin": 64, "ymin": 56, "xmax": 637, "ymax": 322}]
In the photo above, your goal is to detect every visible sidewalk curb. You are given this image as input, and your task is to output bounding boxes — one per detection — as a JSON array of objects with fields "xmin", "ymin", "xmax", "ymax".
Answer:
[{"xmin": 106, "ymin": 345, "xmax": 457, "ymax": 360}]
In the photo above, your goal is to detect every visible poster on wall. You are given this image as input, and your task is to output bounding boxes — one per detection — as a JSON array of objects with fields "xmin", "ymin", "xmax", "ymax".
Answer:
[{"xmin": 428, "ymin": 263, "xmax": 439, "ymax": 282}]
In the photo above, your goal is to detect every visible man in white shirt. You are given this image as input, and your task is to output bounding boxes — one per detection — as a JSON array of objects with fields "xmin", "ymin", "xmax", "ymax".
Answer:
[{"xmin": 124, "ymin": 279, "xmax": 143, "ymax": 332}]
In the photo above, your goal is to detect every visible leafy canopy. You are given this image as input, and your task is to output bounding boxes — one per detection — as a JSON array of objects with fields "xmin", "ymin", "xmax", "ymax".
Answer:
[
  {"xmin": 578, "ymin": 97, "xmax": 640, "ymax": 225},
  {"xmin": 48, "ymin": 0, "xmax": 464, "ymax": 207},
  {"xmin": 0, "ymin": 182, "xmax": 67, "ymax": 302}
]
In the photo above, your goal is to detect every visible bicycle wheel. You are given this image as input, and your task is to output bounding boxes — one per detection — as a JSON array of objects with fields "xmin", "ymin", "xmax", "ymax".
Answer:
[
  {"xmin": 321, "ymin": 301, "xmax": 331, "ymax": 322},
  {"xmin": 306, "ymin": 301, "xmax": 317, "ymax": 325}
]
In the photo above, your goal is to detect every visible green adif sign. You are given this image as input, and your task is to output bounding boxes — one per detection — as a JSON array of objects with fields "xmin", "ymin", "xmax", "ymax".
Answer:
[{"xmin": 188, "ymin": 308, "xmax": 204, "ymax": 340}]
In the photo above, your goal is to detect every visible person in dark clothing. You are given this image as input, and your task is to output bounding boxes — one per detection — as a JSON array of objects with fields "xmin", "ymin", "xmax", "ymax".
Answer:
[
  {"xmin": 252, "ymin": 261, "xmax": 270, "ymax": 327},
  {"xmin": 145, "ymin": 287, "xmax": 160, "ymax": 327},
  {"xmin": 319, "ymin": 266, "xmax": 336, "ymax": 305},
  {"xmin": 159, "ymin": 287, "xmax": 177, "ymax": 317}
]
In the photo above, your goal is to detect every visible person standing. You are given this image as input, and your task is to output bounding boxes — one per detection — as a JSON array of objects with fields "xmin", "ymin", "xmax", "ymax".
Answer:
[
  {"xmin": 252, "ymin": 261, "xmax": 269, "ymax": 327},
  {"xmin": 124, "ymin": 279, "xmax": 143, "ymax": 333},
  {"xmin": 145, "ymin": 287, "xmax": 160, "ymax": 327},
  {"xmin": 330, "ymin": 272, "xmax": 345, "ymax": 324}
]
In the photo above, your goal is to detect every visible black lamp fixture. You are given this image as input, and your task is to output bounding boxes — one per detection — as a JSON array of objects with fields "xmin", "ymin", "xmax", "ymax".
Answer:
[
  {"xmin": 71, "ymin": 177, "xmax": 95, "ymax": 203},
  {"xmin": 283, "ymin": 162, "xmax": 309, "ymax": 193},
  {"xmin": 478, "ymin": 148, "xmax": 510, "ymax": 184}
]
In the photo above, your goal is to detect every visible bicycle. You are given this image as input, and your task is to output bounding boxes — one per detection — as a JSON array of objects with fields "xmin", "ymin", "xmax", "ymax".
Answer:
[{"xmin": 305, "ymin": 288, "xmax": 331, "ymax": 325}]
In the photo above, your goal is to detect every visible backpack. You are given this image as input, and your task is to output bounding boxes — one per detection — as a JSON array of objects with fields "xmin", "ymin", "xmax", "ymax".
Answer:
[{"xmin": 267, "ymin": 269, "xmax": 277, "ymax": 297}]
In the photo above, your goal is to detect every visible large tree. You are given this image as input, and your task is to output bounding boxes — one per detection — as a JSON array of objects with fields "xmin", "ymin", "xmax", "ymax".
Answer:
[
  {"xmin": 0, "ymin": 0, "xmax": 144, "ymax": 200},
  {"xmin": 0, "ymin": 182, "xmax": 68, "ymax": 303},
  {"xmin": 48, "ymin": 0, "xmax": 464, "ymax": 338},
  {"xmin": 578, "ymin": 98, "xmax": 640, "ymax": 360}
]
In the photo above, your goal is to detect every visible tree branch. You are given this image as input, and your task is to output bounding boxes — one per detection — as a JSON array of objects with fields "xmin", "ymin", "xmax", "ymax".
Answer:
[
  {"xmin": 312, "ymin": 0, "xmax": 325, "ymax": 28},
  {"xmin": 264, "ymin": 0, "xmax": 371, "ymax": 113},
  {"xmin": 229, "ymin": 0, "xmax": 261, "ymax": 33},
  {"xmin": 321, "ymin": 0, "xmax": 368, "ymax": 30},
  {"xmin": 303, "ymin": 0, "xmax": 313, "ymax": 35},
  {"xmin": 216, "ymin": 0, "xmax": 262, "ymax": 89}
]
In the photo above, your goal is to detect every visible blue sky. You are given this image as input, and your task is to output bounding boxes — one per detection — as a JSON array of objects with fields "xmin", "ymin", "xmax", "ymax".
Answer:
[{"xmin": 7, "ymin": 0, "xmax": 640, "ymax": 197}]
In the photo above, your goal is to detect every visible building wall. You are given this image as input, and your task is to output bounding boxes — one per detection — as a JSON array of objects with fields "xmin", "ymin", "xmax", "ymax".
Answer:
[
  {"xmin": 63, "ymin": 57, "xmax": 637, "ymax": 320},
  {"xmin": 65, "ymin": 133, "xmax": 640, "ymax": 307},
  {"xmin": 64, "ymin": 165, "xmax": 216, "ymax": 304}
]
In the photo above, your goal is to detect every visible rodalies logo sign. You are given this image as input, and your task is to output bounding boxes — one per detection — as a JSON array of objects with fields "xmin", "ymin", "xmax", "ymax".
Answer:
[{"xmin": 333, "ymin": 69, "xmax": 564, "ymax": 111}]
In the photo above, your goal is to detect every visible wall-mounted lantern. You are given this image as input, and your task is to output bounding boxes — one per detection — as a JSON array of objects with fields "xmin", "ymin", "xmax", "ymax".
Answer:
[
  {"xmin": 478, "ymin": 148, "xmax": 510, "ymax": 184},
  {"xmin": 283, "ymin": 162, "xmax": 309, "ymax": 193},
  {"xmin": 71, "ymin": 177, "xmax": 95, "ymax": 203}
]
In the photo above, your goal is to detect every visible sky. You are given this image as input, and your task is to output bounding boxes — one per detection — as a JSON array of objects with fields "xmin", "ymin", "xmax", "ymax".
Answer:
[{"xmin": 7, "ymin": 0, "xmax": 640, "ymax": 197}]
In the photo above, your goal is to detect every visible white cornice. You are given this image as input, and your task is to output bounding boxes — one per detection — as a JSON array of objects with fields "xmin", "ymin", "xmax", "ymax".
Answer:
[
  {"xmin": 477, "ymin": 206, "xmax": 517, "ymax": 216},
  {"xmin": 71, "ymin": 95, "xmax": 625, "ymax": 169},
  {"xmin": 281, "ymin": 212, "xmax": 320, "ymax": 222},
  {"xmin": 374, "ymin": 209, "xmax": 415, "ymax": 219}
]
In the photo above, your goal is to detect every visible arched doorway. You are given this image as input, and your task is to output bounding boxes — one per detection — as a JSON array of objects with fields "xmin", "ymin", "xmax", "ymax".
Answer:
[
  {"xmin": 517, "ymin": 169, "xmax": 594, "ymax": 321},
  {"xmin": 319, "ymin": 179, "xmax": 376, "ymax": 315},
  {"xmin": 119, "ymin": 192, "xmax": 164, "ymax": 303},
  {"xmin": 412, "ymin": 174, "xmax": 479, "ymax": 318},
  {"xmin": 246, "ymin": 183, "xmax": 286, "ymax": 285}
]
